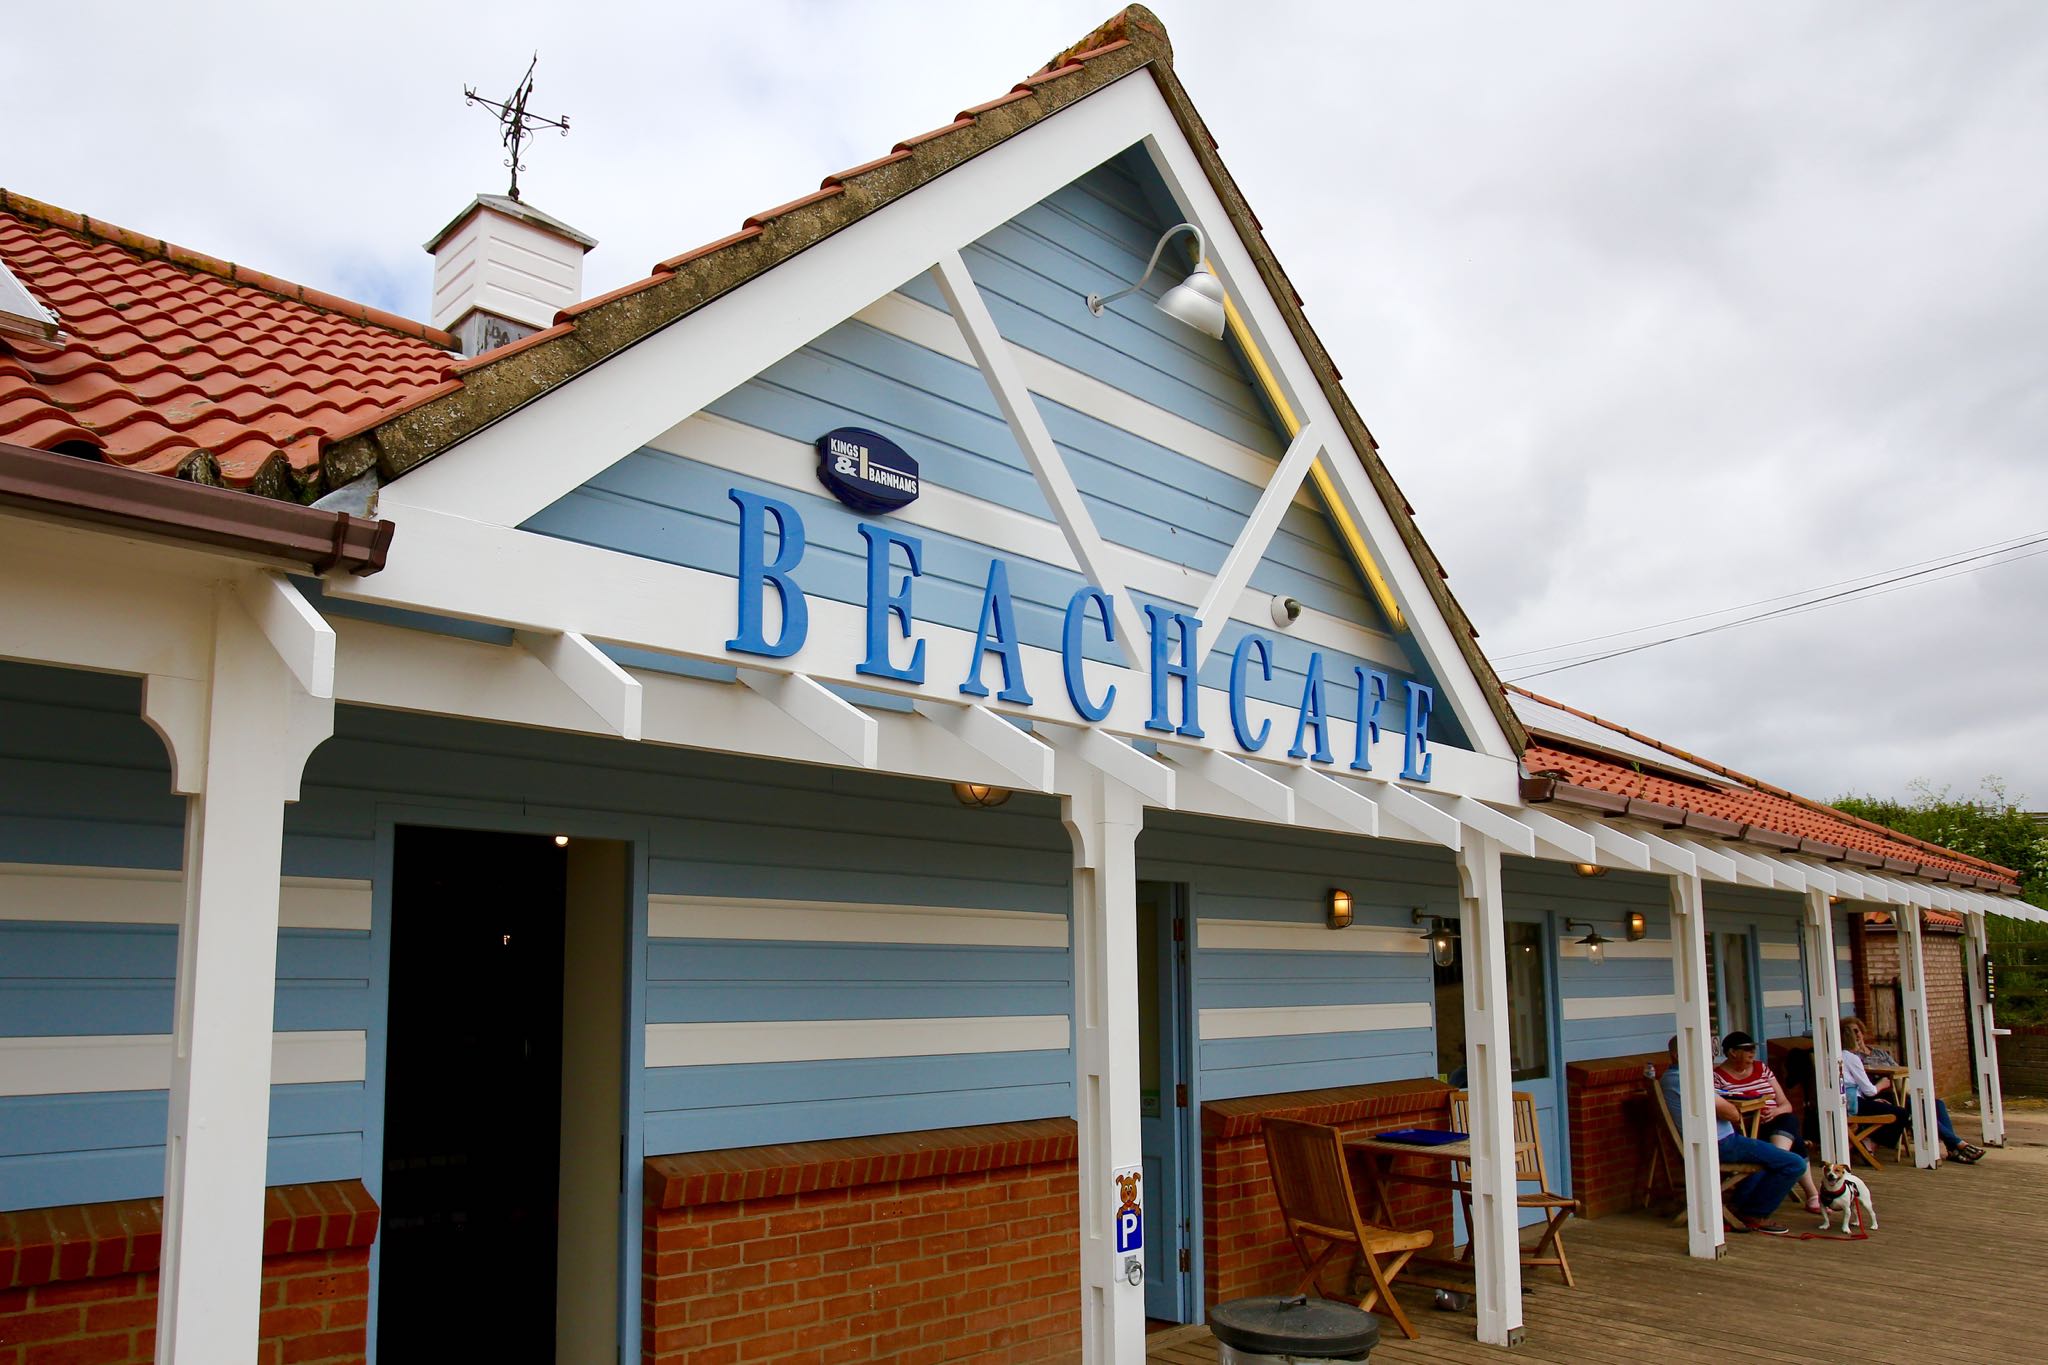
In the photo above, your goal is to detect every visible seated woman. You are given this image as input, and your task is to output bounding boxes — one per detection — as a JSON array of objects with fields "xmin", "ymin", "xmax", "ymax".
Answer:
[
  {"xmin": 1840, "ymin": 1016, "xmax": 1986, "ymax": 1163},
  {"xmin": 1713, "ymin": 1031, "xmax": 1821, "ymax": 1213}
]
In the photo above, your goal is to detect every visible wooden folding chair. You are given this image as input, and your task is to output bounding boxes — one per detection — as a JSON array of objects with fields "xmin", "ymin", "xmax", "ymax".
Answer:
[
  {"xmin": 1645, "ymin": 1071, "xmax": 1758, "ymax": 1230},
  {"xmin": 1447, "ymin": 1091, "xmax": 1583, "ymax": 1287},
  {"xmin": 1846, "ymin": 1113, "xmax": 1893, "ymax": 1170},
  {"xmin": 1260, "ymin": 1116, "xmax": 1435, "ymax": 1340}
]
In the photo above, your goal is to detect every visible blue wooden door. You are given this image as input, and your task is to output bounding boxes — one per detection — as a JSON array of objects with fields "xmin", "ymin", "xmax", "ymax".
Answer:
[
  {"xmin": 1505, "ymin": 915, "xmax": 1566, "ymax": 1225},
  {"xmin": 1137, "ymin": 882, "xmax": 1193, "ymax": 1321}
]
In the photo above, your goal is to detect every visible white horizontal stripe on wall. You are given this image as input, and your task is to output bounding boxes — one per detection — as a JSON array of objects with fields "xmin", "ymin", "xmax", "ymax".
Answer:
[
  {"xmin": 1760, "ymin": 943, "xmax": 1802, "ymax": 961},
  {"xmin": 1197, "ymin": 1002, "xmax": 1432, "ymax": 1041},
  {"xmin": 1837, "ymin": 945, "xmax": 1855, "ymax": 961},
  {"xmin": 1555, "ymin": 937, "xmax": 1672, "ymax": 960},
  {"xmin": 648, "ymin": 894, "xmax": 1066, "ymax": 948},
  {"xmin": 0, "ymin": 1030, "xmax": 368, "ymax": 1097},
  {"xmin": 649, "ymin": 413, "xmax": 1408, "ymax": 670},
  {"xmin": 1562, "ymin": 994, "xmax": 1676, "ymax": 1022},
  {"xmin": 645, "ymin": 1015, "xmax": 1068, "ymax": 1068},
  {"xmin": 1198, "ymin": 918, "xmax": 1423, "ymax": 955},
  {"xmin": 1763, "ymin": 989, "xmax": 1804, "ymax": 1009},
  {"xmin": 1839, "ymin": 988, "xmax": 1857, "ymax": 1005},
  {"xmin": 0, "ymin": 863, "xmax": 372, "ymax": 931}
]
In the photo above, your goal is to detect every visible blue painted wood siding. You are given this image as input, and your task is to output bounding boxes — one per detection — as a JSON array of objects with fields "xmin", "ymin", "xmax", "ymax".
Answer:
[
  {"xmin": 0, "ymin": 663, "xmax": 372, "ymax": 1211},
  {"xmin": 1140, "ymin": 814, "xmax": 1454, "ymax": 1100},
  {"xmin": 1504, "ymin": 860, "xmax": 1677, "ymax": 1063},
  {"xmin": 1704, "ymin": 883, "xmax": 1813, "ymax": 1040},
  {"xmin": 521, "ymin": 149, "xmax": 1467, "ymax": 743}
]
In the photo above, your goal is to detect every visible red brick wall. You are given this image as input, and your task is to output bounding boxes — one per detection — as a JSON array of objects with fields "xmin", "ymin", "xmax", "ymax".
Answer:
[
  {"xmin": 0, "ymin": 1181, "xmax": 378, "ymax": 1365},
  {"xmin": 1860, "ymin": 918, "xmax": 1972, "ymax": 1100},
  {"xmin": 1199, "ymin": 1079, "xmax": 1454, "ymax": 1309},
  {"xmin": 1564, "ymin": 1054, "xmax": 1663, "ymax": 1218},
  {"xmin": 642, "ymin": 1119, "xmax": 1078, "ymax": 1365}
]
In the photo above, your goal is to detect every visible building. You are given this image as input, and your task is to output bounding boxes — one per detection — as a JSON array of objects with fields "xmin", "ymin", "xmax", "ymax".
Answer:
[{"xmin": 0, "ymin": 7, "xmax": 2034, "ymax": 1363}]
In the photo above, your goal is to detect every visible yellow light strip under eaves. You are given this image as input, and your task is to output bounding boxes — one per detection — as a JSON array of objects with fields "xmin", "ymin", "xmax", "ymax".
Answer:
[{"xmin": 1215, "ymin": 281, "xmax": 1407, "ymax": 635}]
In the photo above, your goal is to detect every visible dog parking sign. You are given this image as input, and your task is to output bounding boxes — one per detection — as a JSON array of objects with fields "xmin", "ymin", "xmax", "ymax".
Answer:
[{"xmin": 1113, "ymin": 1165, "xmax": 1143, "ymax": 1255}]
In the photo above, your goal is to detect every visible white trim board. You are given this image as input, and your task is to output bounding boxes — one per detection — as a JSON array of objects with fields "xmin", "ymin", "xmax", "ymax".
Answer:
[
  {"xmin": 1196, "ymin": 1001, "xmax": 1431, "ymax": 1041},
  {"xmin": 0, "ymin": 863, "xmax": 372, "ymax": 931},
  {"xmin": 1197, "ymin": 917, "xmax": 1424, "ymax": 955},
  {"xmin": 0, "ymin": 1029, "xmax": 367, "ymax": 1097},
  {"xmin": 1561, "ymin": 994, "xmax": 1676, "ymax": 1022},
  {"xmin": 1759, "ymin": 943, "xmax": 1802, "ymax": 961},
  {"xmin": 854, "ymin": 290, "xmax": 1321, "ymax": 514},
  {"xmin": 648, "ymin": 895, "xmax": 1066, "ymax": 949},
  {"xmin": 1762, "ymin": 989, "xmax": 1804, "ymax": 1010},
  {"xmin": 645, "ymin": 413, "xmax": 1407, "ymax": 670},
  {"xmin": 645, "ymin": 1014, "xmax": 1067, "ymax": 1067}
]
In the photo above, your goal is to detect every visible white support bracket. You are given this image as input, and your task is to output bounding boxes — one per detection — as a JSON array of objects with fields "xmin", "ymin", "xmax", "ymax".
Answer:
[
  {"xmin": 1191, "ymin": 422, "xmax": 1323, "ymax": 670},
  {"xmin": 1281, "ymin": 767, "xmax": 1380, "ymax": 838},
  {"xmin": 1504, "ymin": 805, "xmax": 1595, "ymax": 865},
  {"xmin": 1634, "ymin": 829, "xmax": 1698, "ymax": 879},
  {"xmin": 142, "ymin": 674, "xmax": 210, "ymax": 796},
  {"xmin": 931, "ymin": 250, "xmax": 1145, "ymax": 668},
  {"xmin": 1667, "ymin": 834, "xmax": 1737, "ymax": 884},
  {"xmin": 238, "ymin": 573, "xmax": 334, "ymax": 700},
  {"xmin": 1043, "ymin": 726, "xmax": 1176, "ymax": 810},
  {"xmin": 514, "ymin": 629, "xmax": 643, "ymax": 740},
  {"xmin": 1356, "ymin": 777, "xmax": 1460, "ymax": 850},
  {"xmin": 736, "ymin": 669, "xmax": 878, "ymax": 769},
  {"xmin": 1155, "ymin": 742, "xmax": 1294, "ymax": 823},
  {"xmin": 1552, "ymin": 811, "xmax": 1651, "ymax": 871},
  {"xmin": 1418, "ymin": 791, "xmax": 1534, "ymax": 857},
  {"xmin": 912, "ymin": 700, "xmax": 1056, "ymax": 793}
]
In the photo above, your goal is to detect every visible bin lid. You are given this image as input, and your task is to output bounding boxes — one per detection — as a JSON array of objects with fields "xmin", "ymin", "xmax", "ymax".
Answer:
[{"xmin": 1207, "ymin": 1295, "xmax": 1381, "ymax": 1357}]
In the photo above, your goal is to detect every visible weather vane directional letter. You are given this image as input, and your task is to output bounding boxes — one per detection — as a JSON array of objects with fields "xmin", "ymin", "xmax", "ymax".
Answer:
[{"xmin": 464, "ymin": 54, "xmax": 570, "ymax": 203}]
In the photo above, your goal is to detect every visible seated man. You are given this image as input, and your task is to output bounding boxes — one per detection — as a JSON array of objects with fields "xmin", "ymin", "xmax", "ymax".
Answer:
[{"xmin": 1661, "ymin": 1035, "xmax": 1808, "ymax": 1236}]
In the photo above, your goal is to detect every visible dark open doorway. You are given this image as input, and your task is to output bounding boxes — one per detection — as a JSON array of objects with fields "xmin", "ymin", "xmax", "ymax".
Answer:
[{"xmin": 379, "ymin": 826, "xmax": 568, "ymax": 1361}]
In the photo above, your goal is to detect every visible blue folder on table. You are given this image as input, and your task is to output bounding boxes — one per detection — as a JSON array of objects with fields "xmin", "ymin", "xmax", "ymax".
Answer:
[{"xmin": 1372, "ymin": 1128, "xmax": 1467, "ymax": 1145}]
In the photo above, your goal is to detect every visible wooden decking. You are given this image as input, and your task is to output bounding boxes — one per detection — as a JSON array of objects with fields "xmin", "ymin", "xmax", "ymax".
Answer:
[{"xmin": 1149, "ymin": 1108, "xmax": 2048, "ymax": 1365}]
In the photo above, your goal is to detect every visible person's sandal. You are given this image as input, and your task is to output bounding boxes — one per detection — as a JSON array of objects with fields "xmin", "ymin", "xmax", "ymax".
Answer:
[
  {"xmin": 1805, "ymin": 1196, "xmax": 1824, "ymax": 1215},
  {"xmin": 1953, "ymin": 1143, "xmax": 1985, "ymax": 1164}
]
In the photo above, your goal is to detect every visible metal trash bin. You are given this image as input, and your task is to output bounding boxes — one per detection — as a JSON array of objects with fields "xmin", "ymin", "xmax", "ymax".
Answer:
[{"xmin": 1208, "ymin": 1294, "xmax": 1380, "ymax": 1363}]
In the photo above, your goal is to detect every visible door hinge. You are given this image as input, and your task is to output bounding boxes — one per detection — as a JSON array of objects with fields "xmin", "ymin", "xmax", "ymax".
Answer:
[
  {"xmin": 1172, "ymin": 915, "xmax": 1185, "ymax": 943},
  {"xmin": 1179, "ymin": 1247, "xmax": 1191, "ymax": 1273},
  {"xmin": 1175, "ymin": 1083, "xmax": 1188, "ymax": 1108}
]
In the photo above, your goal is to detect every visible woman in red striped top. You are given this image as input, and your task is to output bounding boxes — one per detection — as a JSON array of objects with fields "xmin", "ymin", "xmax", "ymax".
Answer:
[{"xmin": 1713, "ymin": 1031, "xmax": 1821, "ymax": 1213}]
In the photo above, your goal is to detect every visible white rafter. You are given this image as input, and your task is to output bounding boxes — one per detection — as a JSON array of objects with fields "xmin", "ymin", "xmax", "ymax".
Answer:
[
  {"xmin": 1156, "ymin": 741, "xmax": 1293, "ymax": 823},
  {"xmin": 1666, "ymin": 834, "xmax": 1737, "ymax": 884},
  {"xmin": 931, "ymin": 249, "xmax": 1145, "ymax": 667},
  {"xmin": 911, "ymin": 700, "xmax": 1055, "ymax": 793},
  {"xmin": 1041, "ymin": 725, "xmax": 1175, "ymax": 809},
  {"xmin": 1633, "ymin": 829, "xmax": 1698, "ymax": 878},
  {"xmin": 1550, "ymin": 811, "xmax": 1651, "ymax": 871},
  {"xmin": 1417, "ymin": 790, "xmax": 1534, "ymax": 857},
  {"xmin": 1357, "ymin": 777, "xmax": 1460, "ymax": 850},
  {"xmin": 1281, "ymin": 767, "xmax": 1380, "ymax": 838},
  {"xmin": 514, "ymin": 629, "xmax": 643, "ymax": 740},
  {"xmin": 238, "ymin": 573, "xmax": 335, "ymax": 701},
  {"xmin": 1190, "ymin": 422, "xmax": 1322, "ymax": 669},
  {"xmin": 1502, "ymin": 805, "xmax": 1595, "ymax": 865},
  {"xmin": 736, "ymin": 669, "xmax": 878, "ymax": 769}
]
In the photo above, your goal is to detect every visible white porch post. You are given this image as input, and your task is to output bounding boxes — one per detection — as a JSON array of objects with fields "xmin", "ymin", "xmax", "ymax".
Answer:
[
  {"xmin": 1668, "ymin": 870, "xmax": 1723, "ymax": 1258},
  {"xmin": 1895, "ymin": 906, "xmax": 1940, "ymax": 1167},
  {"xmin": 1963, "ymin": 913, "xmax": 2006, "ymax": 1147},
  {"xmin": 156, "ymin": 588, "xmax": 333, "ymax": 1364},
  {"xmin": 1801, "ymin": 888, "xmax": 1849, "ymax": 1165},
  {"xmin": 1455, "ymin": 833, "xmax": 1523, "ymax": 1347},
  {"xmin": 1061, "ymin": 769, "xmax": 1146, "ymax": 1364}
]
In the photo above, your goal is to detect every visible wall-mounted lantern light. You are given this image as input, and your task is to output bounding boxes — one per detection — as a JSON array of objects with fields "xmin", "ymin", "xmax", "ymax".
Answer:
[
  {"xmin": 1085, "ymin": 222, "xmax": 1227, "ymax": 339},
  {"xmin": 952, "ymin": 782, "xmax": 1012, "ymax": 808},
  {"xmin": 1626, "ymin": 911, "xmax": 1647, "ymax": 941},
  {"xmin": 1572, "ymin": 863, "xmax": 1606, "ymax": 879},
  {"xmin": 1564, "ymin": 918, "xmax": 1611, "ymax": 966},
  {"xmin": 1327, "ymin": 888, "xmax": 1354, "ymax": 931},
  {"xmin": 553, "ymin": 834, "xmax": 569, "ymax": 847},
  {"xmin": 1411, "ymin": 908, "xmax": 1455, "ymax": 967}
]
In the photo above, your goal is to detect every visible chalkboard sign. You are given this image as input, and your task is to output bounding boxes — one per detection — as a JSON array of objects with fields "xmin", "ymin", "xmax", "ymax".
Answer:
[{"xmin": 816, "ymin": 427, "xmax": 920, "ymax": 514}]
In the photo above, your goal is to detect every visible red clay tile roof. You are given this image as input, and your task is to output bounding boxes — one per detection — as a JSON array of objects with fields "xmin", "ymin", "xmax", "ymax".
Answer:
[
  {"xmin": 0, "ymin": 190, "xmax": 456, "ymax": 500},
  {"xmin": 1512, "ymin": 684, "xmax": 2020, "ymax": 890}
]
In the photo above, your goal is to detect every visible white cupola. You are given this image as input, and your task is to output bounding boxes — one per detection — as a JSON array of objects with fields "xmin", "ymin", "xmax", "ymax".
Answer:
[{"xmin": 424, "ymin": 194, "xmax": 597, "ymax": 357}]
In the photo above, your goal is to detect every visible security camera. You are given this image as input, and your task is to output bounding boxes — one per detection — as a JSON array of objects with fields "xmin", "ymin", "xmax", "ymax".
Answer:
[{"xmin": 1270, "ymin": 595, "xmax": 1302, "ymax": 628}]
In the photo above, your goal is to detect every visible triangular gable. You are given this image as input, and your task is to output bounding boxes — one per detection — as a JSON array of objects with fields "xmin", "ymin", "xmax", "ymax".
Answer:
[{"xmin": 329, "ymin": 6, "xmax": 1519, "ymax": 772}]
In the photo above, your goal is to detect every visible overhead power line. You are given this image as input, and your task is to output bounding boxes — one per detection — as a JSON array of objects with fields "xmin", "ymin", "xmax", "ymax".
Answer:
[{"xmin": 1504, "ymin": 532, "xmax": 2048, "ymax": 684}]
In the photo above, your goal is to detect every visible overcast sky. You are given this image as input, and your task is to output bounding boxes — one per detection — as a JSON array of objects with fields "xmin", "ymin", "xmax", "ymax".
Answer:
[{"xmin": 7, "ymin": 2, "xmax": 2045, "ymax": 807}]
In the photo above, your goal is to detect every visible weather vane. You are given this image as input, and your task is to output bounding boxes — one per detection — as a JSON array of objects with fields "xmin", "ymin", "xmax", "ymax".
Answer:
[{"xmin": 464, "ymin": 54, "xmax": 570, "ymax": 203}]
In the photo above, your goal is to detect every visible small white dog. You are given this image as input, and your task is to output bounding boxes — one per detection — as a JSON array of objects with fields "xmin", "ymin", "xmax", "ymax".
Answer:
[{"xmin": 1816, "ymin": 1162, "xmax": 1878, "ymax": 1233}]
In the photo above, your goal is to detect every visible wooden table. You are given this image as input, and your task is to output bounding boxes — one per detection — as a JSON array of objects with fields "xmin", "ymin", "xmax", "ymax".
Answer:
[
  {"xmin": 1732, "ymin": 1097, "xmax": 1771, "ymax": 1137},
  {"xmin": 1344, "ymin": 1135, "xmax": 1539, "ymax": 1303}
]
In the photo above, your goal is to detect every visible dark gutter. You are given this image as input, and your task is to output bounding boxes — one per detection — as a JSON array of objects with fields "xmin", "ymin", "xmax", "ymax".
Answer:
[{"xmin": 0, "ymin": 441, "xmax": 391, "ymax": 574}]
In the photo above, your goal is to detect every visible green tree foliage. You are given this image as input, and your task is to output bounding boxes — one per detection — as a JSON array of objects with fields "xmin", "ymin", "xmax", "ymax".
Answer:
[{"xmin": 1833, "ymin": 779, "xmax": 2048, "ymax": 1025}]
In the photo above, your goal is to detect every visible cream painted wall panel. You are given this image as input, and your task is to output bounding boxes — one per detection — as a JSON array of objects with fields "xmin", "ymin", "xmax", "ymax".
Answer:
[
  {"xmin": 1561, "ymin": 994, "xmax": 1676, "ymax": 1022},
  {"xmin": 1197, "ymin": 1001, "xmax": 1432, "ymax": 1041},
  {"xmin": 0, "ymin": 863, "xmax": 371, "ymax": 931},
  {"xmin": 648, "ymin": 894, "xmax": 1066, "ymax": 948},
  {"xmin": 0, "ymin": 1030, "xmax": 367, "ymax": 1096},
  {"xmin": 1196, "ymin": 917, "xmax": 1422, "ymax": 955},
  {"xmin": 645, "ymin": 1014, "xmax": 1068, "ymax": 1068}
]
